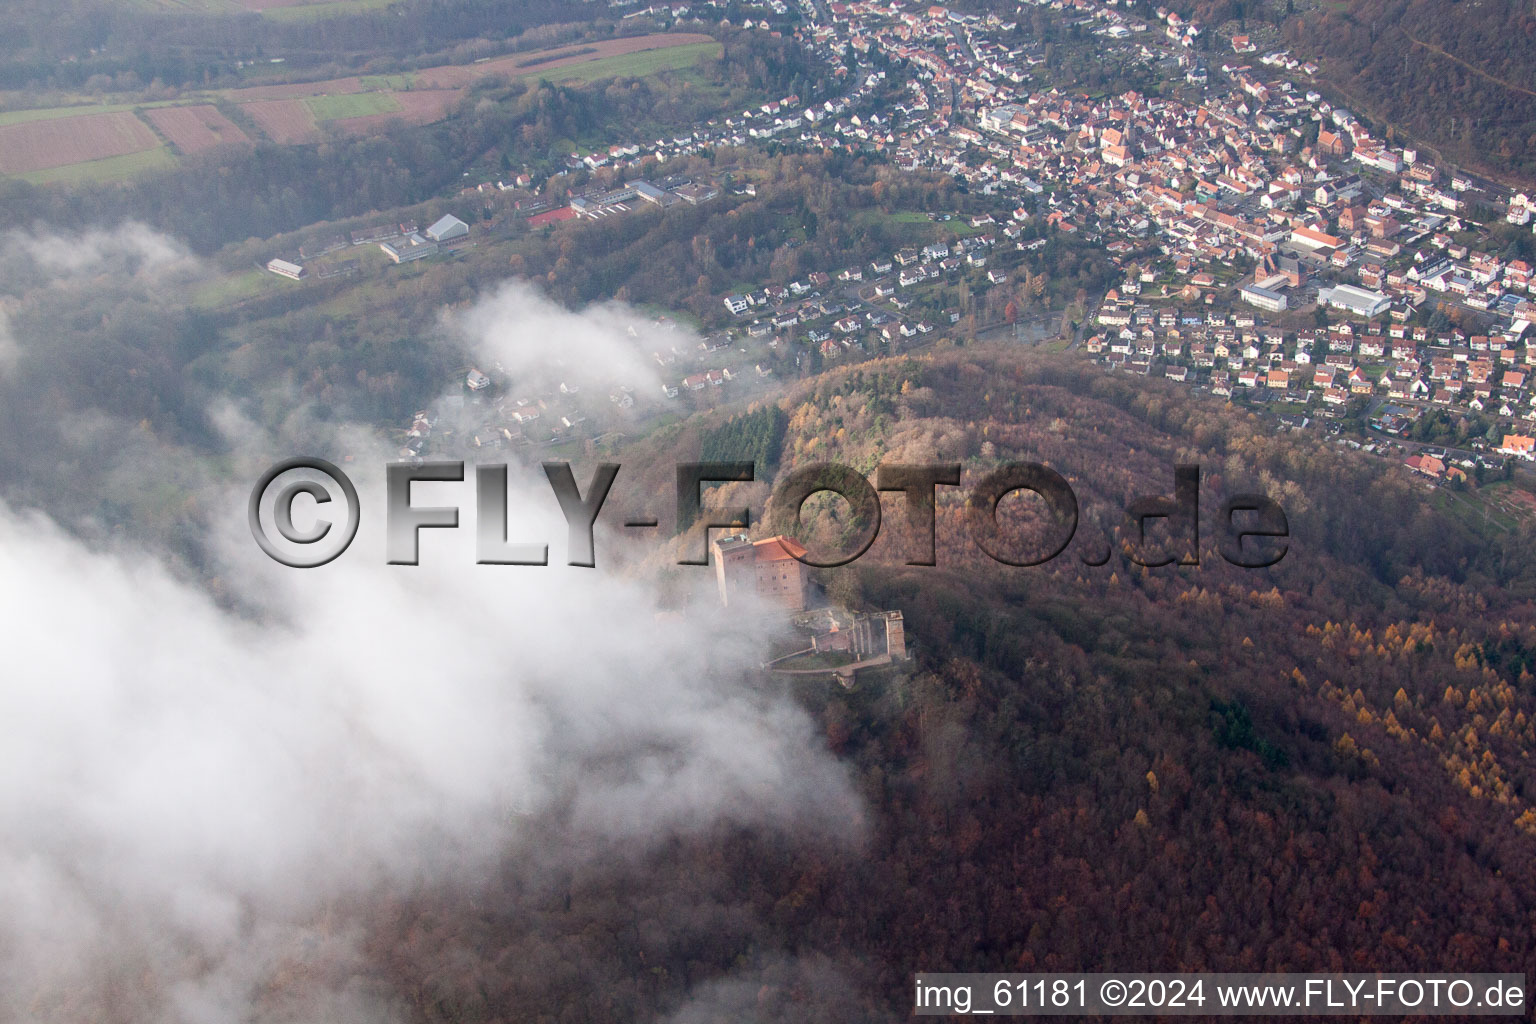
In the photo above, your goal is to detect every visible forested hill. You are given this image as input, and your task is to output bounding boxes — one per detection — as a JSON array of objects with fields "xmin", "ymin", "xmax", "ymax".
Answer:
[
  {"xmin": 1283, "ymin": 0, "xmax": 1536, "ymax": 184},
  {"xmin": 372, "ymin": 347, "xmax": 1536, "ymax": 1020}
]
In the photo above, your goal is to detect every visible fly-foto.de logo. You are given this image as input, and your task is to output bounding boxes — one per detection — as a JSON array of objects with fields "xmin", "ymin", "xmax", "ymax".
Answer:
[{"xmin": 248, "ymin": 458, "xmax": 1289, "ymax": 570}]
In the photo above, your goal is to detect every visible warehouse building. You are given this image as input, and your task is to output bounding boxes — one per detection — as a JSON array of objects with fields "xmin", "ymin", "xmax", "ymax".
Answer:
[
  {"xmin": 1322, "ymin": 283, "xmax": 1391, "ymax": 318},
  {"xmin": 425, "ymin": 214, "xmax": 469, "ymax": 243},
  {"xmin": 1239, "ymin": 283, "xmax": 1288, "ymax": 312}
]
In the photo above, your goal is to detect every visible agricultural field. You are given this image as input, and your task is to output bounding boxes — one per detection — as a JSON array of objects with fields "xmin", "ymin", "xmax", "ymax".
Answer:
[
  {"xmin": 189, "ymin": 267, "xmax": 277, "ymax": 309},
  {"xmin": 0, "ymin": 33, "xmax": 718, "ymax": 181},
  {"xmin": 413, "ymin": 34, "xmax": 718, "ymax": 89},
  {"xmin": 121, "ymin": 0, "xmax": 398, "ymax": 17},
  {"xmin": 0, "ymin": 103, "xmax": 160, "ymax": 127},
  {"xmin": 241, "ymin": 98, "xmax": 319, "ymax": 143},
  {"xmin": 0, "ymin": 110, "xmax": 160, "ymax": 174},
  {"xmin": 329, "ymin": 90, "xmax": 463, "ymax": 134},
  {"xmin": 305, "ymin": 92, "xmax": 400, "ymax": 122},
  {"xmin": 242, "ymin": 0, "xmax": 401, "ymax": 21},
  {"xmin": 228, "ymin": 76, "xmax": 378, "ymax": 102},
  {"xmin": 19, "ymin": 147, "xmax": 177, "ymax": 185},
  {"xmin": 121, "ymin": 0, "xmax": 245, "ymax": 11},
  {"xmin": 522, "ymin": 41, "xmax": 722, "ymax": 85},
  {"xmin": 145, "ymin": 105, "xmax": 251, "ymax": 153}
]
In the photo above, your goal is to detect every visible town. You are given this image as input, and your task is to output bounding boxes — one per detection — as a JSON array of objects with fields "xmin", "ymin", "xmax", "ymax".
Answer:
[{"xmin": 233, "ymin": 0, "xmax": 1536, "ymax": 500}]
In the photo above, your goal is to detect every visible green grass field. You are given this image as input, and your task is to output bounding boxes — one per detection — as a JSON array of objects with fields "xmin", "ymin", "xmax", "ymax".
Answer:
[
  {"xmin": 190, "ymin": 268, "xmax": 274, "ymax": 308},
  {"xmin": 113, "ymin": 0, "xmax": 400, "ymax": 17},
  {"xmin": 1431, "ymin": 485, "xmax": 1518, "ymax": 535},
  {"xmin": 259, "ymin": 0, "xmax": 401, "ymax": 22},
  {"xmin": 123, "ymin": 0, "xmax": 244, "ymax": 12},
  {"xmin": 532, "ymin": 41, "xmax": 722, "ymax": 84},
  {"xmin": 0, "ymin": 102, "xmax": 179, "ymax": 127},
  {"xmin": 305, "ymin": 92, "xmax": 401, "ymax": 121},
  {"xmin": 1468, "ymin": 481, "xmax": 1532, "ymax": 531},
  {"xmin": 854, "ymin": 209, "xmax": 970, "ymax": 244},
  {"xmin": 19, "ymin": 146, "xmax": 177, "ymax": 185},
  {"xmin": 357, "ymin": 74, "xmax": 416, "ymax": 91}
]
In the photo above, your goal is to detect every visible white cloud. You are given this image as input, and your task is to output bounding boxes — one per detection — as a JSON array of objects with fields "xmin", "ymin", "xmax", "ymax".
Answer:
[
  {"xmin": 0, "ymin": 253, "xmax": 862, "ymax": 1020},
  {"xmin": 0, "ymin": 223, "xmax": 203, "ymax": 379},
  {"xmin": 0, "ymin": 455, "xmax": 862, "ymax": 1021},
  {"xmin": 0, "ymin": 308, "xmax": 16, "ymax": 375},
  {"xmin": 452, "ymin": 279, "xmax": 683, "ymax": 398},
  {"xmin": 3, "ymin": 222, "xmax": 195, "ymax": 279}
]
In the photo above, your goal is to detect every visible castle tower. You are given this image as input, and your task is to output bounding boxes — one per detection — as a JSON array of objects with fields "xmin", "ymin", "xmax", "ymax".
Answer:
[
  {"xmin": 713, "ymin": 533, "xmax": 756, "ymax": 607},
  {"xmin": 884, "ymin": 610, "xmax": 906, "ymax": 660},
  {"xmin": 711, "ymin": 533, "xmax": 811, "ymax": 611}
]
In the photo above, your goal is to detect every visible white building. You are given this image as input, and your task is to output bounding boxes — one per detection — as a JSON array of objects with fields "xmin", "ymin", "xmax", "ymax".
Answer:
[
  {"xmin": 1322, "ymin": 284, "xmax": 1391, "ymax": 318},
  {"xmin": 1239, "ymin": 283, "xmax": 1288, "ymax": 312},
  {"xmin": 425, "ymin": 214, "xmax": 469, "ymax": 243},
  {"xmin": 266, "ymin": 258, "xmax": 305, "ymax": 280},
  {"xmin": 380, "ymin": 234, "xmax": 438, "ymax": 263}
]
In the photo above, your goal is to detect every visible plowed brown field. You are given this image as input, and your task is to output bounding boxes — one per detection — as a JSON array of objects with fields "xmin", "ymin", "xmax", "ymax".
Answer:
[
  {"xmin": 145, "ymin": 105, "xmax": 252, "ymax": 152},
  {"xmin": 0, "ymin": 111, "xmax": 159, "ymax": 174},
  {"xmin": 242, "ymin": 99, "xmax": 319, "ymax": 143}
]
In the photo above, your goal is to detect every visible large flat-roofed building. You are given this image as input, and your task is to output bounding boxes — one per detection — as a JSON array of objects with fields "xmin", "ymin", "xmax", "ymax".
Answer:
[
  {"xmin": 628, "ymin": 180, "xmax": 677, "ymax": 206},
  {"xmin": 1323, "ymin": 283, "xmax": 1391, "ymax": 318},
  {"xmin": 674, "ymin": 182, "xmax": 719, "ymax": 204},
  {"xmin": 713, "ymin": 533, "xmax": 812, "ymax": 611},
  {"xmin": 266, "ymin": 258, "xmax": 306, "ymax": 280},
  {"xmin": 380, "ymin": 233, "xmax": 438, "ymax": 263},
  {"xmin": 1239, "ymin": 283, "xmax": 1288, "ymax": 312}
]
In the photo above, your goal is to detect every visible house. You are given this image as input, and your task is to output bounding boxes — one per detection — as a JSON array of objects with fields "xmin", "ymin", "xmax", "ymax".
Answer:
[
  {"xmin": 466, "ymin": 368, "xmax": 491, "ymax": 391},
  {"xmin": 1499, "ymin": 434, "xmax": 1536, "ymax": 459}
]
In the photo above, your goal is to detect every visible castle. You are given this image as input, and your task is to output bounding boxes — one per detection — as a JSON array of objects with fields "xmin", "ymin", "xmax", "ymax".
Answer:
[{"xmin": 712, "ymin": 533, "xmax": 812, "ymax": 611}]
